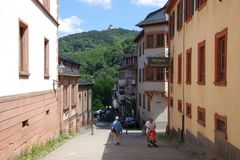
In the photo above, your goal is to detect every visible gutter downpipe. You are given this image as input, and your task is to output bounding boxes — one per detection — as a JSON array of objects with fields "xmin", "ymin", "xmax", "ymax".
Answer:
[
  {"xmin": 167, "ymin": 19, "xmax": 171, "ymax": 135},
  {"xmin": 181, "ymin": 5, "xmax": 186, "ymax": 143}
]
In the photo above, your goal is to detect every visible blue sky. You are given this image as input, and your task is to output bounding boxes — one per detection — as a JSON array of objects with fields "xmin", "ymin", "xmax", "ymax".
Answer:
[{"xmin": 59, "ymin": 0, "xmax": 168, "ymax": 36}]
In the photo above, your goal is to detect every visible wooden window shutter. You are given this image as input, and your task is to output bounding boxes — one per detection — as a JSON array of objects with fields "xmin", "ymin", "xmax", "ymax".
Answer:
[
  {"xmin": 177, "ymin": 3, "xmax": 180, "ymax": 30},
  {"xmin": 195, "ymin": 0, "xmax": 199, "ymax": 10},
  {"xmin": 184, "ymin": 0, "xmax": 187, "ymax": 22},
  {"xmin": 173, "ymin": 11, "xmax": 175, "ymax": 36},
  {"xmin": 170, "ymin": 58, "xmax": 174, "ymax": 83},
  {"xmin": 186, "ymin": 49, "xmax": 191, "ymax": 84},
  {"xmin": 190, "ymin": 0, "xmax": 194, "ymax": 16},
  {"xmin": 178, "ymin": 54, "xmax": 182, "ymax": 84}
]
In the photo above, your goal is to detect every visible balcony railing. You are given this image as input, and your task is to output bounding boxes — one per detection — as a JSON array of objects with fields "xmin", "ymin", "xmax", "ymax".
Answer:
[{"xmin": 59, "ymin": 66, "xmax": 80, "ymax": 76}]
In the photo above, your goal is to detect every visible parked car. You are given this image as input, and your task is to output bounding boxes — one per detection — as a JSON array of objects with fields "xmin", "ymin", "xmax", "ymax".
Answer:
[
  {"xmin": 95, "ymin": 107, "xmax": 117, "ymax": 122},
  {"xmin": 119, "ymin": 115, "xmax": 136, "ymax": 128},
  {"xmin": 103, "ymin": 107, "xmax": 116, "ymax": 122},
  {"xmin": 93, "ymin": 109, "xmax": 102, "ymax": 118},
  {"xmin": 119, "ymin": 115, "xmax": 126, "ymax": 124}
]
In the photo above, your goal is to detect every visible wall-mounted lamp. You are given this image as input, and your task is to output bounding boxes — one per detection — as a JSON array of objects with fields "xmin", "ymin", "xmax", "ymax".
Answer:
[
  {"xmin": 53, "ymin": 62, "xmax": 65, "ymax": 91},
  {"xmin": 53, "ymin": 79, "xmax": 59, "ymax": 92},
  {"xmin": 58, "ymin": 62, "xmax": 65, "ymax": 74}
]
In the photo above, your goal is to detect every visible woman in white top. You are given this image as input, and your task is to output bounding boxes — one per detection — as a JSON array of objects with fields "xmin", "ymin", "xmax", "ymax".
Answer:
[
  {"xmin": 144, "ymin": 118, "xmax": 157, "ymax": 147},
  {"xmin": 145, "ymin": 118, "xmax": 156, "ymax": 134}
]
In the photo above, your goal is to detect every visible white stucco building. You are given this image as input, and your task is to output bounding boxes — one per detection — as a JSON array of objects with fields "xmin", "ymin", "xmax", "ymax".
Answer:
[
  {"xmin": 135, "ymin": 7, "xmax": 169, "ymax": 130},
  {"xmin": 0, "ymin": 1, "xmax": 59, "ymax": 159},
  {"xmin": 0, "ymin": 0, "xmax": 58, "ymax": 96}
]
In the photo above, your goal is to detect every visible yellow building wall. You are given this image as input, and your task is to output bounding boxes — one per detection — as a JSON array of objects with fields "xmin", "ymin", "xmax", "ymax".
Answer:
[{"xmin": 169, "ymin": 0, "xmax": 240, "ymax": 152}]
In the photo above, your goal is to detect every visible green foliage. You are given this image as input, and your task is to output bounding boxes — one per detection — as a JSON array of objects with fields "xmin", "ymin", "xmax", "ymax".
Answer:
[
  {"xmin": 16, "ymin": 134, "xmax": 75, "ymax": 160},
  {"xmin": 93, "ymin": 78, "xmax": 115, "ymax": 106},
  {"xmin": 104, "ymin": 44, "xmax": 123, "ymax": 67},
  {"xmin": 59, "ymin": 28, "xmax": 138, "ymax": 53},
  {"xmin": 92, "ymin": 99, "xmax": 105, "ymax": 110},
  {"xmin": 59, "ymin": 29, "xmax": 138, "ymax": 110},
  {"xmin": 122, "ymin": 38, "xmax": 137, "ymax": 53}
]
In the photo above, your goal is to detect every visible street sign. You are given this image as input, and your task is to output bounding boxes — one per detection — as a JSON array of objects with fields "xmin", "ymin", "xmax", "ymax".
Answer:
[{"xmin": 147, "ymin": 57, "xmax": 170, "ymax": 67}]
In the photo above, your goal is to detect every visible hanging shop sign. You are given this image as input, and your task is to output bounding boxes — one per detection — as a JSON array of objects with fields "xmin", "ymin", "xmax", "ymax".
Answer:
[{"xmin": 147, "ymin": 57, "xmax": 170, "ymax": 67}]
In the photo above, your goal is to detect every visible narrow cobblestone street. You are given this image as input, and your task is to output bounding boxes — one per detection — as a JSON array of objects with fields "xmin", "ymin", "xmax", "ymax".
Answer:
[{"xmin": 41, "ymin": 122, "xmax": 190, "ymax": 160}]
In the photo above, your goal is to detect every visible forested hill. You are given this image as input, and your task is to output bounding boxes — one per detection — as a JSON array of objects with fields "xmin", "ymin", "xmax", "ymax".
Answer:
[
  {"xmin": 59, "ymin": 28, "xmax": 138, "ymax": 110},
  {"xmin": 59, "ymin": 28, "xmax": 138, "ymax": 53}
]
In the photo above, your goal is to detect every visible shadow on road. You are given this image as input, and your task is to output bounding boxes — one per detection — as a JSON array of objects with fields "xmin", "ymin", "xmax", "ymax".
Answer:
[
  {"xmin": 95, "ymin": 121, "xmax": 188, "ymax": 160},
  {"xmin": 101, "ymin": 132, "xmax": 148, "ymax": 160}
]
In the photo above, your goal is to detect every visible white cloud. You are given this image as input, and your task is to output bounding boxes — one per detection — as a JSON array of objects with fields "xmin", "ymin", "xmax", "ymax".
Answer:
[
  {"xmin": 78, "ymin": 0, "xmax": 112, "ymax": 9},
  {"xmin": 59, "ymin": 16, "xmax": 83, "ymax": 36},
  {"xmin": 131, "ymin": 0, "xmax": 168, "ymax": 7}
]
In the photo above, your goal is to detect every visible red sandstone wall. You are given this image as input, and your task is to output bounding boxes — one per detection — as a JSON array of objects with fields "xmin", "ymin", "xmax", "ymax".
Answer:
[{"xmin": 0, "ymin": 90, "xmax": 60, "ymax": 160}]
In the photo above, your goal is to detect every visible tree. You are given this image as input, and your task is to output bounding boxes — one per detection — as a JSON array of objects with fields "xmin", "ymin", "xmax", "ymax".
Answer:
[{"xmin": 59, "ymin": 29, "xmax": 139, "ymax": 110}]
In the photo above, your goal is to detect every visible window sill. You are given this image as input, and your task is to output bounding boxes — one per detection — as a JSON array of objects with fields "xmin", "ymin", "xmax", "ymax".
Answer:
[
  {"xmin": 177, "ymin": 81, "xmax": 182, "ymax": 84},
  {"xmin": 186, "ymin": 81, "xmax": 191, "ymax": 85},
  {"xmin": 197, "ymin": 81, "xmax": 205, "ymax": 85},
  {"xmin": 197, "ymin": 120, "xmax": 206, "ymax": 127},
  {"xmin": 215, "ymin": 130, "xmax": 227, "ymax": 140},
  {"xmin": 63, "ymin": 107, "xmax": 70, "ymax": 112},
  {"xmin": 186, "ymin": 114, "xmax": 192, "ymax": 119},
  {"xmin": 19, "ymin": 71, "xmax": 30, "ymax": 78},
  {"xmin": 214, "ymin": 81, "xmax": 227, "ymax": 86},
  {"xmin": 177, "ymin": 27, "xmax": 183, "ymax": 32},
  {"xmin": 71, "ymin": 103, "xmax": 77, "ymax": 108},
  {"xmin": 44, "ymin": 74, "xmax": 50, "ymax": 79}
]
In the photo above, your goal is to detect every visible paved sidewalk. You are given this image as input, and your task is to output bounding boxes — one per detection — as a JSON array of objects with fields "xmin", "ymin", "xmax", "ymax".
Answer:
[{"xmin": 41, "ymin": 122, "xmax": 189, "ymax": 160}]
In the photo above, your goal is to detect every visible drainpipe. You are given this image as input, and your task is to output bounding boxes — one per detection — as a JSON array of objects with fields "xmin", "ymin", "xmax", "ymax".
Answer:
[
  {"xmin": 181, "ymin": 6, "xmax": 186, "ymax": 143},
  {"xmin": 167, "ymin": 21, "xmax": 171, "ymax": 135},
  {"xmin": 59, "ymin": 84, "xmax": 63, "ymax": 134}
]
